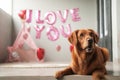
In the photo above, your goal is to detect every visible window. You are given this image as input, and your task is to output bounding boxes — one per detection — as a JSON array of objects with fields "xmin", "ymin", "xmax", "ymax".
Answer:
[{"xmin": 97, "ymin": 0, "xmax": 112, "ymax": 61}]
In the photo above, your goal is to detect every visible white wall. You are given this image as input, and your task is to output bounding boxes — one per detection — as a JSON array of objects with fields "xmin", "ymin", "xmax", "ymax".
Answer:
[
  {"xmin": 0, "ymin": 0, "xmax": 12, "ymax": 15},
  {"xmin": 1, "ymin": 0, "xmax": 120, "ymax": 63},
  {"xmin": 0, "ymin": 0, "xmax": 12, "ymax": 62},
  {"xmin": 12, "ymin": 0, "xmax": 97, "ymax": 62},
  {"xmin": 117, "ymin": 0, "xmax": 120, "ymax": 62},
  {"xmin": 117, "ymin": 0, "xmax": 120, "ymax": 55},
  {"xmin": 112, "ymin": 0, "xmax": 120, "ymax": 62}
]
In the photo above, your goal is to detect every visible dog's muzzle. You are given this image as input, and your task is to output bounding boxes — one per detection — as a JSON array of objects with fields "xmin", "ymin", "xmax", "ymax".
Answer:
[{"xmin": 85, "ymin": 38, "xmax": 93, "ymax": 53}]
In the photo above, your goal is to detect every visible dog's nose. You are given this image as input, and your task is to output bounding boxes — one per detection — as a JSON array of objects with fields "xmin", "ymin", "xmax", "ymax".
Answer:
[{"xmin": 88, "ymin": 38, "xmax": 93, "ymax": 43}]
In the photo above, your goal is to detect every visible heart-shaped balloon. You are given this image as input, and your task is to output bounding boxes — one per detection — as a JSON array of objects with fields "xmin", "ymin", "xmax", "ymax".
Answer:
[
  {"xmin": 18, "ymin": 10, "xmax": 26, "ymax": 20},
  {"xmin": 56, "ymin": 45, "xmax": 61, "ymax": 52},
  {"xmin": 37, "ymin": 48, "xmax": 45, "ymax": 60}
]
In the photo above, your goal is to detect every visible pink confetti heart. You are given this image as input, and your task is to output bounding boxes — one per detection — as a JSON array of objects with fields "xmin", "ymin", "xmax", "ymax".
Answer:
[{"xmin": 56, "ymin": 45, "xmax": 61, "ymax": 52}]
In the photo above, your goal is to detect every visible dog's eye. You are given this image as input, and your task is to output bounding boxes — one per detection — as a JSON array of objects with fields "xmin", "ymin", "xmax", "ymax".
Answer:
[
  {"xmin": 90, "ymin": 32, "xmax": 94, "ymax": 36},
  {"xmin": 80, "ymin": 33, "xmax": 84, "ymax": 37}
]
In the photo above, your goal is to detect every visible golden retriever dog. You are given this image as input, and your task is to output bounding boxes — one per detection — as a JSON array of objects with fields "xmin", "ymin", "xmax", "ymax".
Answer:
[{"xmin": 55, "ymin": 29, "xmax": 109, "ymax": 80}]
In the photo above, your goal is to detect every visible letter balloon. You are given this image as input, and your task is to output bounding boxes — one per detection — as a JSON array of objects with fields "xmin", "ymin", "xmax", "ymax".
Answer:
[
  {"xmin": 60, "ymin": 24, "xmax": 72, "ymax": 38},
  {"xmin": 34, "ymin": 25, "xmax": 45, "ymax": 39},
  {"xmin": 26, "ymin": 10, "xmax": 32, "ymax": 23},
  {"xmin": 36, "ymin": 10, "xmax": 44, "ymax": 24},
  {"xmin": 45, "ymin": 11, "xmax": 56, "ymax": 25},
  {"xmin": 70, "ymin": 8, "xmax": 81, "ymax": 22},
  {"xmin": 57, "ymin": 9, "xmax": 69, "ymax": 23},
  {"xmin": 46, "ymin": 26, "xmax": 59, "ymax": 41}
]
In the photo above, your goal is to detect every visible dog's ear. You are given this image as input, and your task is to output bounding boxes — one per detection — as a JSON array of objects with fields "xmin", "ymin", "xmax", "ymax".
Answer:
[
  {"xmin": 88, "ymin": 29, "xmax": 99, "ymax": 43},
  {"xmin": 68, "ymin": 30, "xmax": 79, "ymax": 45}
]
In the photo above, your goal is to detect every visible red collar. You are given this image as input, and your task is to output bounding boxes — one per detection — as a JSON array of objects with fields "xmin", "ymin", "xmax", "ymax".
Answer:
[{"xmin": 70, "ymin": 45, "xmax": 74, "ymax": 52}]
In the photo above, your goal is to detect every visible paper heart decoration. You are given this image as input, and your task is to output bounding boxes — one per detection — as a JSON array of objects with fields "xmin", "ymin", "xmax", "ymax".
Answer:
[
  {"xmin": 18, "ymin": 10, "xmax": 26, "ymax": 19},
  {"xmin": 23, "ymin": 33, "xmax": 28, "ymax": 40},
  {"xmin": 37, "ymin": 48, "xmax": 45, "ymax": 60}
]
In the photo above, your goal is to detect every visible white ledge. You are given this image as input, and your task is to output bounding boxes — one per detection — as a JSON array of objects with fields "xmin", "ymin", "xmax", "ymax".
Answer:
[{"xmin": 0, "ymin": 62, "xmax": 120, "ymax": 80}]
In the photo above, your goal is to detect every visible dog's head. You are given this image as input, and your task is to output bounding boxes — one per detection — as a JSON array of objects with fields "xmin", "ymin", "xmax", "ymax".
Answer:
[{"xmin": 68, "ymin": 29, "xmax": 99, "ymax": 53}]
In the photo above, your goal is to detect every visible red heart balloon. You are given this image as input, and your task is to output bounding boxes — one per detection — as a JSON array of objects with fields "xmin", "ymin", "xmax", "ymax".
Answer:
[
  {"xmin": 37, "ymin": 48, "xmax": 45, "ymax": 60},
  {"xmin": 18, "ymin": 10, "xmax": 26, "ymax": 19},
  {"xmin": 22, "ymin": 10, "xmax": 26, "ymax": 15}
]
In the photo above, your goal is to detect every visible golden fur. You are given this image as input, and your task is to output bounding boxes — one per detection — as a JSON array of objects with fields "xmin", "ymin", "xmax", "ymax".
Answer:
[{"xmin": 55, "ymin": 29, "xmax": 109, "ymax": 80}]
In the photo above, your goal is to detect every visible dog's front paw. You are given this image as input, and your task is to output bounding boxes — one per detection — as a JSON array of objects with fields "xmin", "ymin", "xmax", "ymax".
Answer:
[{"xmin": 55, "ymin": 71, "xmax": 64, "ymax": 79}]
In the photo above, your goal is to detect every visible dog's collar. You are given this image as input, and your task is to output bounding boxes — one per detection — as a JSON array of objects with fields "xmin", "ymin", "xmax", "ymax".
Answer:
[{"xmin": 70, "ymin": 45, "xmax": 74, "ymax": 52}]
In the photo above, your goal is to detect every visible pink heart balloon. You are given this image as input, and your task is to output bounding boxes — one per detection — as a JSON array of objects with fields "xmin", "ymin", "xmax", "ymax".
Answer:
[{"xmin": 56, "ymin": 45, "xmax": 61, "ymax": 52}]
